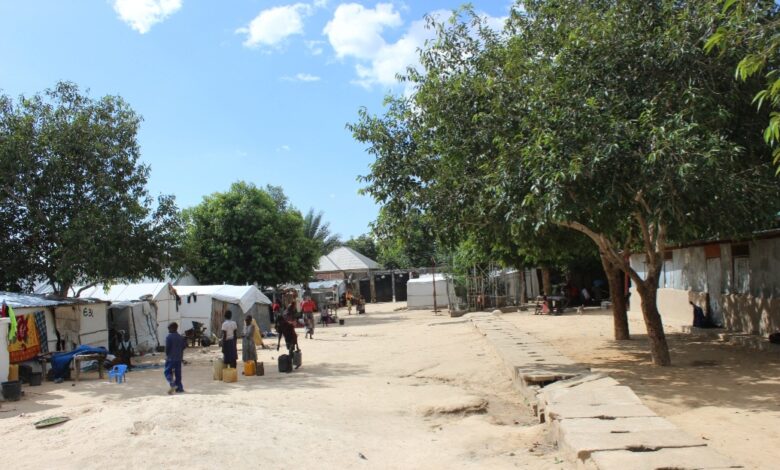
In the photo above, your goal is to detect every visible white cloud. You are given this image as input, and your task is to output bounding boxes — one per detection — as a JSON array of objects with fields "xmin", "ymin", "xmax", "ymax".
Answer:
[
  {"xmin": 278, "ymin": 145, "xmax": 291, "ymax": 152},
  {"xmin": 282, "ymin": 73, "xmax": 322, "ymax": 82},
  {"xmin": 113, "ymin": 0, "xmax": 182, "ymax": 34},
  {"xmin": 323, "ymin": 3, "xmax": 402, "ymax": 60},
  {"xmin": 237, "ymin": 3, "xmax": 313, "ymax": 48},
  {"xmin": 324, "ymin": 6, "xmax": 506, "ymax": 89},
  {"xmin": 305, "ymin": 40, "xmax": 325, "ymax": 55}
]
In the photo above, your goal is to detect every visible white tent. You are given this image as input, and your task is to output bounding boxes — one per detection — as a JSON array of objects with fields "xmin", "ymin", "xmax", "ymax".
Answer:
[
  {"xmin": 175, "ymin": 285, "xmax": 272, "ymax": 336},
  {"xmin": 106, "ymin": 301, "xmax": 160, "ymax": 353},
  {"xmin": 75, "ymin": 283, "xmax": 180, "ymax": 344},
  {"xmin": 406, "ymin": 274, "xmax": 452, "ymax": 310}
]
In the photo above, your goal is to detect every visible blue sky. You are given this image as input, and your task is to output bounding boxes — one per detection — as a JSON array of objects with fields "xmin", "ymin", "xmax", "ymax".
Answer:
[{"xmin": 0, "ymin": 1, "xmax": 510, "ymax": 240}]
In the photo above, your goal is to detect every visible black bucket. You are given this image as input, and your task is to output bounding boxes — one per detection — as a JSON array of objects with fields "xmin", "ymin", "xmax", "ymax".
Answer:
[
  {"xmin": 1, "ymin": 381, "xmax": 22, "ymax": 401},
  {"xmin": 338, "ymin": 319, "xmax": 345, "ymax": 325},
  {"xmin": 29, "ymin": 372, "xmax": 43, "ymax": 386}
]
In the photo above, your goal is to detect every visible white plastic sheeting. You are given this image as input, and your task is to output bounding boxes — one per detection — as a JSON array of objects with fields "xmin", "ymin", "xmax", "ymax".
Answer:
[{"xmin": 406, "ymin": 274, "xmax": 451, "ymax": 310}]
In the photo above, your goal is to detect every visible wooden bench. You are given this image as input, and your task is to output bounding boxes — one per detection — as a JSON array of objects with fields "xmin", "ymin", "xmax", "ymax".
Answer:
[{"xmin": 73, "ymin": 353, "xmax": 106, "ymax": 382}]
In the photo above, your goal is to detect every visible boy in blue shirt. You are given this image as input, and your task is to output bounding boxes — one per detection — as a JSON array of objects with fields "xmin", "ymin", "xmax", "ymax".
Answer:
[{"xmin": 164, "ymin": 322, "xmax": 187, "ymax": 394}]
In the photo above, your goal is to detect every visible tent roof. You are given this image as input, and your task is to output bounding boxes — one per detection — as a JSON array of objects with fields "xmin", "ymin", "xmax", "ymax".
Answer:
[
  {"xmin": 74, "ymin": 283, "xmax": 173, "ymax": 302},
  {"xmin": 407, "ymin": 273, "xmax": 449, "ymax": 284},
  {"xmin": 315, "ymin": 246, "xmax": 381, "ymax": 273},
  {"xmin": 308, "ymin": 280, "xmax": 345, "ymax": 290},
  {"xmin": 0, "ymin": 291, "xmax": 105, "ymax": 309},
  {"xmin": 174, "ymin": 285, "xmax": 271, "ymax": 313}
]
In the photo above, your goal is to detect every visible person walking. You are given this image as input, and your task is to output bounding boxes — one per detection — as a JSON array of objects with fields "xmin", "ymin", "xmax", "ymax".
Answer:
[
  {"xmin": 164, "ymin": 322, "xmax": 187, "ymax": 395},
  {"xmin": 301, "ymin": 296, "xmax": 316, "ymax": 339},
  {"xmin": 276, "ymin": 316, "xmax": 299, "ymax": 367},
  {"xmin": 243, "ymin": 315, "xmax": 258, "ymax": 365},
  {"xmin": 221, "ymin": 310, "xmax": 239, "ymax": 369}
]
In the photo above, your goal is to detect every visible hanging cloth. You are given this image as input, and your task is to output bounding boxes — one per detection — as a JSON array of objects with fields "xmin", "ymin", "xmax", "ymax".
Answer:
[{"xmin": 7, "ymin": 304, "xmax": 18, "ymax": 341}]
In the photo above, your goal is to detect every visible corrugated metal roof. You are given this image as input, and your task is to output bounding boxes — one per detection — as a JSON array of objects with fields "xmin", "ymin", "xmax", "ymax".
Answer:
[
  {"xmin": 315, "ymin": 246, "xmax": 381, "ymax": 273},
  {"xmin": 0, "ymin": 291, "xmax": 105, "ymax": 309}
]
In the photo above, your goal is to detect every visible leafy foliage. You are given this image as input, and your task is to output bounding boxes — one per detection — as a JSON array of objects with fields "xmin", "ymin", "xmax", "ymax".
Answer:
[
  {"xmin": 344, "ymin": 234, "xmax": 379, "ymax": 262},
  {"xmin": 303, "ymin": 208, "xmax": 342, "ymax": 257},
  {"xmin": 184, "ymin": 182, "xmax": 317, "ymax": 286},
  {"xmin": 0, "ymin": 82, "xmax": 184, "ymax": 295},
  {"xmin": 350, "ymin": 2, "xmax": 780, "ymax": 365},
  {"xmin": 705, "ymin": 0, "xmax": 780, "ymax": 170}
]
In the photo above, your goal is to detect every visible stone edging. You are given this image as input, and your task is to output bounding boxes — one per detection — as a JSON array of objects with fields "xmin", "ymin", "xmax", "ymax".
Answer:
[{"xmin": 468, "ymin": 311, "xmax": 742, "ymax": 470}]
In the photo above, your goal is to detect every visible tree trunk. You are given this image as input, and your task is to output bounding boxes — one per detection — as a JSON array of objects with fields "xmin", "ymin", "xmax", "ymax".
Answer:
[
  {"xmin": 600, "ymin": 254, "xmax": 629, "ymax": 340},
  {"xmin": 541, "ymin": 267, "xmax": 552, "ymax": 296},
  {"xmin": 519, "ymin": 269, "xmax": 526, "ymax": 304},
  {"xmin": 636, "ymin": 280, "xmax": 671, "ymax": 366}
]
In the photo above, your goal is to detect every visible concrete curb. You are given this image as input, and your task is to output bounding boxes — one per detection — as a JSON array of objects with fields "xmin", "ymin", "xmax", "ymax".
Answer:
[{"xmin": 468, "ymin": 312, "xmax": 743, "ymax": 469}]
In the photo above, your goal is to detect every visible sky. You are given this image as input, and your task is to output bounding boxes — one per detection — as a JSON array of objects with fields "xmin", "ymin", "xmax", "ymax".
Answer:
[{"xmin": 0, "ymin": 0, "xmax": 511, "ymax": 240}]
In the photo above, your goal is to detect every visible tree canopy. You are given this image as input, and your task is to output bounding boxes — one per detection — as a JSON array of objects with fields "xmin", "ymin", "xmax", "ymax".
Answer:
[
  {"xmin": 706, "ymin": 0, "xmax": 780, "ymax": 170},
  {"xmin": 351, "ymin": 2, "xmax": 780, "ymax": 365},
  {"xmin": 183, "ymin": 181, "xmax": 318, "ymax": 286},
  {"xmin": 0, "ymin": 81, "xmax": 184, "ymax": 296}
]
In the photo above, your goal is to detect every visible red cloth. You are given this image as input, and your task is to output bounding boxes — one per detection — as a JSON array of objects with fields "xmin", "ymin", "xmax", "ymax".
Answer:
[{"xmin": 301, "ymin": 299, "xmax": 315, "ymax": 313}]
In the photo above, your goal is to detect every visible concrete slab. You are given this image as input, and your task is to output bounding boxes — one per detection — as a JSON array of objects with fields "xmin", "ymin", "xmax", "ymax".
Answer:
[
  {"xmin": 541, "ymin": 373, "xmax": 617, "ymax": 392},
  {"xmin": 542, "ymin": 386, "xmax": 641, "ymax": 407},
  {"xmin": 546, "ymin": 403, "xmax": 658, "ymax": 421},
  {"xmin": 585, "ymin": 446, "xmax": 742, "ymax": 470},
  {"xmin": 562, "ymin": 429, "xmax": 706, "ymax": 461},
  {"xmin": 555, "ymin": 416, "xmax": 677, "ymax": 435}
]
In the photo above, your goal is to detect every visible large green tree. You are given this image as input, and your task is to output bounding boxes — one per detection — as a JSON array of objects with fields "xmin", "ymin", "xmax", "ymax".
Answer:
[
  {"xmin": 344, "ymin": 234, "xmax": 379, "ymax": 261},
  {"xmin": 706, "ymin": 0, "xmax": 780, "ymax": 170},
  {"xmin": 352, "ymin": 2, "xmax": 780, "ymax": 366},
  {"xmin": 184, "ymin": 182, "xmax": 317, "ymax": 286},
  {"xmin": 0, "ymin": 82, "xmax": 184, "ymax": 296}
]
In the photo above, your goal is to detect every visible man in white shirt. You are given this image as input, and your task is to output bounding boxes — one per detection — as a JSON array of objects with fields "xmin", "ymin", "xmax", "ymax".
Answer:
[{"xmin": 221, "ymin": 310, "xmax": 239, "ymax": 368}]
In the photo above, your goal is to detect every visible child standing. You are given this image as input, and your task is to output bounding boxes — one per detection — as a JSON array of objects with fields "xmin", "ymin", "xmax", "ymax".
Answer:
[{"xmin": 164, "ymin": 322, "xmax": 187, "ymax": 395}]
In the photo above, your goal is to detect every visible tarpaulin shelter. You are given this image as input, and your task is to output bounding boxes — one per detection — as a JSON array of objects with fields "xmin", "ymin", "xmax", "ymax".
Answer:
[
  {"xmin": 74, "ymin": 283, "xmax": 180, "ymax": 350},
  {"xmin": 174, "ymin": 285, "xmax": 272, "ymax": 336},
  {"xmin": 308, "ymin": 280, "xmax": 346, "ymax": 309},
  {"xmin": 0, "ymin": 292, "xmax": 109, "ymax": 372},
  {"xmin": 406, "ymin": 274, "xmax": 452, "ymax": 310}
]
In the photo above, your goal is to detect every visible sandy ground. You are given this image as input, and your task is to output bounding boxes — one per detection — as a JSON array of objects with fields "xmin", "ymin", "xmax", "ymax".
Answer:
[
  {"xmin": 500, "ymin": 307, "xmax": 780, "ymax": 470},
  {"xmin": 0, "ymin": 303, "xmax": 562, "ymax": 470}
]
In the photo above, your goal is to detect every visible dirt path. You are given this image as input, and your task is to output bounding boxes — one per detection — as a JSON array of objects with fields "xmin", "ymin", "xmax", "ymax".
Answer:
[
  {"xmin": 0, "ymin": 304, "xmax": 561, "ymax": 469},
  {"xmin": 501, "ymin": 307, "xmax": 780, "ymax": 470}
]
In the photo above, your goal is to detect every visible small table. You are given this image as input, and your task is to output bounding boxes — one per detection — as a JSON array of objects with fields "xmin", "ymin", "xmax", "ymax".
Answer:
[{"xmin": 73, "ymin": 354, "xmax": 106, "ymax": 382}]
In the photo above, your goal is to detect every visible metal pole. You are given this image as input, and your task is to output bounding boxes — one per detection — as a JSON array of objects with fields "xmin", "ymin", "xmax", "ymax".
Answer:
[{"xmin": 432, "ymin": 257, "xmax": 438, "ymax": 313}]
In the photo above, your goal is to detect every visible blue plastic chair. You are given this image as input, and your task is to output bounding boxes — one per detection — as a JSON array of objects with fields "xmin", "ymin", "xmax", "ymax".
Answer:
[{"xmin": 108, "ymin": 364, "xmax": 128, "ymax": 383}]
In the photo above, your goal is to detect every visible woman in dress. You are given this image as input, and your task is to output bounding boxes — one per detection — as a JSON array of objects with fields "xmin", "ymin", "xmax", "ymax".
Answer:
[
  {"xmin": 221, "ymin": 310, "xmax": 238, "ymax": 368},
  {"xmin": 243, "ymin": 315, "xmax": 258, "ymax": 364}
]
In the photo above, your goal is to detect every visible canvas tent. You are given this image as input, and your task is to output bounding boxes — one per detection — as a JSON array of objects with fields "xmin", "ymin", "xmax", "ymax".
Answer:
[
  {"xmin": 175, "ymin": 285, "xmax": 272, "ymax": 337},
  {"xmin": 406, "ymin": 274, "xmax": 452, "ymax": 310},
  {"xmin": 1, "ymin": 292, "xmax": 109, "ymax": 368},
  {"xmin": 308, "ymin": 280, "xmax": 346, "ymax": 309},
  {"xmin": 75, "ymin": 283, "xmax": 180, "ymax": 350}
]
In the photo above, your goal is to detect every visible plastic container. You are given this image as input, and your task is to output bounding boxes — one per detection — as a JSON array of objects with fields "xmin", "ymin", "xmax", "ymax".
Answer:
[
  {"xmin": 338, "ymin": 319, "xmax": 345, "ymax": 325},
  {"xmin": 213, "ymin": 359, "xmax": 224, "ymax": 381},
  {"xmin": 222, "ymin": 367, "xmax": 237, "ymax": 383},
  {"xmin": 243, "ymin": 360, "xmax": 256, "ymax": 376},
  {"xmin": 1, "ymin": 381, "xmax": 21, "ymax": 401},
  {"xmin": 257, "ymin": 362, "xmax": 264, "ymax": 376},
  {"xmin": 8, "ymin": 364, "xmax": 19, "ymax": 382},
  {"xmin": 29, "ymin": 372, "xmax": 43, "ymax": 386}
]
